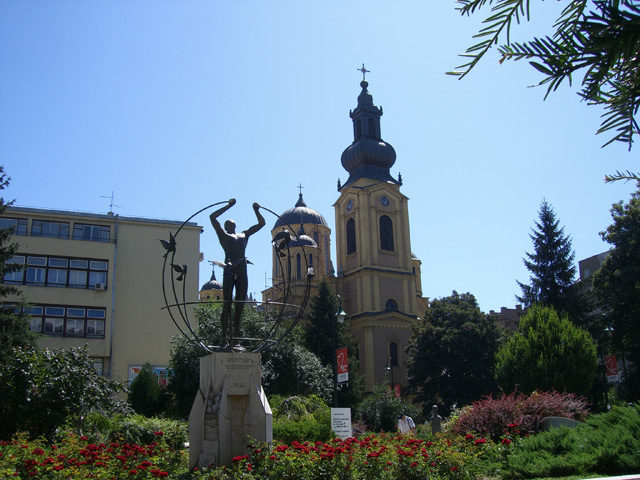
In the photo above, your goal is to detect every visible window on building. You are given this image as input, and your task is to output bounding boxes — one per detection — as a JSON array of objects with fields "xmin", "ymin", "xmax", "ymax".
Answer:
[
  {"xmin": 3, "ymin": 255, "xmax": 25, "ymax": 283},
  {"xmin": 296, "ymin": 253, "xmax": 302, "ymax": 280},
  {"xmin": 380, "ymin": 215, "xmax": 394, "ymax": 251},
  {"xmin": 5, "ymin": 254, "xmax": 108, "ymax": 289},
  {"xmin": 31, "ymin": 220, "xmax": 70, "ymax": 239},
  {"xmin": 72, "ymin": 223, "xmax": 110, "ymax": 242},
  {"xmin": 356, "ymin": 119, "xmax": 363, "ymax": 139},
  {"xmin": 385, "ymin": 299, "xmax": 398, "ymax": 311},
  {"xmin": 389, "ymin": 342, "xmax": 399, "ymax": 367},
  {"xmin": 0, "ymin": 218, "xmax": 27, "ymax": 235},
  {"xmin": 346, "ymin": 218, "xmax": 356, "ymax": 255},
  {"xmin": 27, "ymin": 304, "xmax": 106, "ymax": 338}
]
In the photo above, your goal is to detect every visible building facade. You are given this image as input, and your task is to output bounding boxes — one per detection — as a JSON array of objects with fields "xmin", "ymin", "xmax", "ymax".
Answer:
[{"xmin": 1, "ymin": 207, "xmax": 201, "ymax": 386}]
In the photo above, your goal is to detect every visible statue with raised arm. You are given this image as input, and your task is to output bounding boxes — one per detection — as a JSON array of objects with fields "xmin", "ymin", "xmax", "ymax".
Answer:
[{"xmin": 210, "ymin": 198, "xmax": 265, "ymax": 351}]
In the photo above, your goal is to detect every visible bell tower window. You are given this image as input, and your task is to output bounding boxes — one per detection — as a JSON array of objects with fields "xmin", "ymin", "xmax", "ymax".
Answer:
[
  {"xmin": 368, "ymin": 118, "xmax": 377, "ymax": 138},
  {"xmin": 356, "ymin": 119, "xmax": 363, "ymax": 139},
  {"xmin": 346, "ymin": 218, "xmax": 356, "ymax": 255},
  {"xmin": 380, "ymin": 215, "xmax": 394, "ymax": 251}
]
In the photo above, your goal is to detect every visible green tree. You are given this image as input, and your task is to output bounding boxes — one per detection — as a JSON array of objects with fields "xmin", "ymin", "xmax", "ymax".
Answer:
[
  {"xmin": 303, "ymin": 278, "xmax": 365, "ymax": 407},
  {"xmin": 516, "ymin": 200, "xmax": 588, "ymax": 323},
  {"xmin": 495, "ymin": 304, "xmax": 598, "ymax": 395},
  {"xmin": 450, "ymin": 0, "xmax": 640, "ymax": 157},
  {"xmin": 0, "ymin": 346, "xmax": 125, "ymax": 439},
  {"xmin": 128, "ymin": 362, "xmax": 167, "ymax": 417},
  {"xmin": 0, "ymin": 167, "xmax": 37, "ymax": 363},
  {"xmin": 593, "ymin": 186, "xmax": 640, "ymax": 400},
  {"xmin": 406, "ymin": 291, "xmax": 505, "ymax": 416}
]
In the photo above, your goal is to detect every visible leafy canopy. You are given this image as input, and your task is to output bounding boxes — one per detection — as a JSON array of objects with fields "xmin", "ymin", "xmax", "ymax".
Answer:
[
  {"xmin": 450, "ymin": 0, "xmax": 640, "ymax": 158},
  {"xmin": 593, "ymin": 185, "xmax": 640, "ymax": 400},
  {"xmin": 406, "ymin": 291, "xmax": 505, "ymax": 416},
  {"xmin": 0, "ymin": 346, "xmax": 126, "ymax": 440},
  {"xmin": 495, "ymin": 304, "xmax": 598, "ymax": 395}
]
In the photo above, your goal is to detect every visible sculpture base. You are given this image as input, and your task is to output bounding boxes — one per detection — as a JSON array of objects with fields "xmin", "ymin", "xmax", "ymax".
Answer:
[{"xmin": 189, "ymin": 352, "xmax": 272, "ymax": 469}]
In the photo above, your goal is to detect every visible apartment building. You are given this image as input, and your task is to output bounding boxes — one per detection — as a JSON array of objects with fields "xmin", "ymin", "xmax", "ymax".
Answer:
[{"xmin": 1, "ymin": 206, "xmax": 201, "ymax": 385}]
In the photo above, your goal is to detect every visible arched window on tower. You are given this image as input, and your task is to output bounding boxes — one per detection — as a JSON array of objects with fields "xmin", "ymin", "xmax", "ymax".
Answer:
[
  {"xmin": 296, "ymin": 253, "xmax": 301, "ymax": 280},
  {"xmin": 385, "ymin": 299, "xmax": 398, "ymax": 311},
  {"xmin": 380, "ymin": 215, "xmax": 394, "ymax": 251},
  {"xmin": 368, "ymin": 118, "xmax": 377, "ymax": 138},
  {"xmin": 356, "ymin": 119, "xmax": 363, "ymax": 139},
  {"xmin": 346, "ymin": 218, "xmax": 356, "ymax": 255},
  {"xmin": 389, "ymin": 342, "xmax": 399, "ymax": 367}
]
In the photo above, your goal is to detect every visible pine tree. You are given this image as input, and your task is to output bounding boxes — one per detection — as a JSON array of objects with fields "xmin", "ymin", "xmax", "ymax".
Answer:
[
  {"xmin": 516, "ymin": 200, "xmax": 583, "ymax": 319},
  {"xmin": 303, "ymin": 278, "xmax": 364, "ymax": 406},
  {"xmin": 0, "ymin": 166, "xmax": 37, "ymax": 364}
]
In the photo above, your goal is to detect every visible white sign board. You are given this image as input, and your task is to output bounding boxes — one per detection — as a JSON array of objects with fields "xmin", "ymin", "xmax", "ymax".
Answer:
[{"xmin": 331, "ymin": 408, "xmax": 352, "ymax": 440}]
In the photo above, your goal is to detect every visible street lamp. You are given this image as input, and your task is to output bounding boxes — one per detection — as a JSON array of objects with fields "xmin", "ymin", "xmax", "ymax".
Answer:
[
  {"xmin": 333, "ymin": 295, "xmax": 347, "ymax": 407},
  {"xmin": 385, "ymin": 358, "xmax": 395, "ymax": 394}
]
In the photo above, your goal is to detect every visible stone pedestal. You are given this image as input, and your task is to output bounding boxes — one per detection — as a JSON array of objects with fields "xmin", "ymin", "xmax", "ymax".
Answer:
[{"xmin": 189, "ymin": 352, "xmax": 272, "ymax": 469}]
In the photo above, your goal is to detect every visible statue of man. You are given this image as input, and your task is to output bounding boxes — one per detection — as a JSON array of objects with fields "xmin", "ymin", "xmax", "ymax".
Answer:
[
  {"xmin": 210, "ymin": 198, "xmax": 265, "ymax": 350},
  {"xmin": 429, "ymin": 405, "xmax": 443, "ymax": 434}
]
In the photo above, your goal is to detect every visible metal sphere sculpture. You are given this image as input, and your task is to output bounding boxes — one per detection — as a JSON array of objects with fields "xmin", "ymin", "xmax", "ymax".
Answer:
[{"xmin": 160, "ymin": 200, "xmax": 314, "ymax": 353}]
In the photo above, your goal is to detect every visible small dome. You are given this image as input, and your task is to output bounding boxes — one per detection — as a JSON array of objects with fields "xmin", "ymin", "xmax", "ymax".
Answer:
[
  {"xmin": 200, "ymin": 269, "xmax": 222, "ymax": 291},
  {"xmin": 290, "ymin": 224, "xmax": 318, "ymax": 248},
  {"xmin": 274, "ymin": 193, "xmax": 328, "ymax": 229}
]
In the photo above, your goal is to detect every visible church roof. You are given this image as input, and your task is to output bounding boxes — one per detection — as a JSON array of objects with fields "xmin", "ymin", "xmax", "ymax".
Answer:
[
  {"xmin": 273, "ymin": 193, "xmax": 328, "ymax": 229},
  {"xmin": 339, "ymin": 79, "xmax": 400, "ymax": 190}
]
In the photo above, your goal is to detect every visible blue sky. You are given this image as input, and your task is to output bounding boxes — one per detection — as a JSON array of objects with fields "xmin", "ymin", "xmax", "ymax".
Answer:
[{"xmin": 1, "ymin": 1, "xmax": 636, "ymax": 314}]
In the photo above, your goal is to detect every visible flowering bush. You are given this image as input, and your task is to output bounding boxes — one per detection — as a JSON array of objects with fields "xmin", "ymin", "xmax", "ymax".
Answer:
[
  {"xmin": 0, "ymin": 431, "xmax": 186, "ymax": 479},
  {"xmin": 193, "ymin": 433, "xmax": 498, "ymax": 480},
  {"xmin": 449, "ymin": 390, "xmax": 589, "ymax": 440}
]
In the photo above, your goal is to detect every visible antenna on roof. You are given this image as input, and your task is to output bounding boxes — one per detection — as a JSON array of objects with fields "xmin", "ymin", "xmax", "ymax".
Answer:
[{"xmin": 101, "ymin": 191, "xmax": 122, "ymax": 215}]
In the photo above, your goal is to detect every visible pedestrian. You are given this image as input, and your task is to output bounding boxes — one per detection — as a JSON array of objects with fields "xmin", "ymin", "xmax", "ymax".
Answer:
[{"xmin": 397, "ymin": 412, "xmax": 416, "ymax": 435}]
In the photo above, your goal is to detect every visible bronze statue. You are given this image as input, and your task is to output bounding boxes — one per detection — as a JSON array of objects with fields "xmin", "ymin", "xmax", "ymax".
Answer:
[{"xmin": 210, "ymin": 198, "xmax": 265, "ymax": 350}]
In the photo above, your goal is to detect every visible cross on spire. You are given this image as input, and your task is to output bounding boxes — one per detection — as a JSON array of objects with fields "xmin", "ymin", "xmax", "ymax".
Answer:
[
  {"xmin": 297, "ymin": 183, "xmax": 304, "ymax": 196},
  {"xmin": 358, "ymin": 63, "xmax": 370, "ymax": 81}
]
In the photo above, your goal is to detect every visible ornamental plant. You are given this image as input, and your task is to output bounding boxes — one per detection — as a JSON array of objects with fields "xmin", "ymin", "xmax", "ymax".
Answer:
[
  {"xmin": 0, "ymin": 430, "xmax": 187, "ymax": 479},
  {"xmin": 449, "ymin": 390, "xmax": 589, "ymax": 440},
  {"xmin": 193, "ymin": 433, "xmax": 492, "ymax": 480}
]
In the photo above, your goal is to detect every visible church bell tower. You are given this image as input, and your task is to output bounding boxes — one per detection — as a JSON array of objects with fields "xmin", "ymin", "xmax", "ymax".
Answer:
[{"xmin": 335, "ymin": 71, "xmax": 421, "ymax": 391}]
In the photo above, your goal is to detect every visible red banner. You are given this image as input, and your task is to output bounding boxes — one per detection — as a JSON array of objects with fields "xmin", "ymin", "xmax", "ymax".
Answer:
[{"xmin": 336, "ymin": 348, "xmax": 348, "ymax": 383}]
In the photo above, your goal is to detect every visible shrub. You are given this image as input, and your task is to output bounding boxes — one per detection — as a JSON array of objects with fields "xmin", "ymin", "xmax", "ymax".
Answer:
[
  {"xmin": 273, "ymin": 419, "xmax": 333, "ymax": 444},
  {"xmin": 0, "ymin": 346, "xmax": 126, "ymax": 440},
  {"xmin": 81, "ymin": 413, "xmax": 188, "ymax": 450},
  {"xmin": 449, "ymin": 390, "xmax": 589, "ymax": 440},
  {"xmin": 508, "ymin": 404, "xmax": 640, "ymax": 477}
]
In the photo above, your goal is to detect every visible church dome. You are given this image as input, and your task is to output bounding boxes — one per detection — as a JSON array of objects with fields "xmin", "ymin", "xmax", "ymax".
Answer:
[
  {"xmin": 200, "ymin": 269, "xmax": 222, "ymax": 292},
  {"xmin": 341, "ymin": 137, "xmax": 396, "ymax": 172},
  {"xmin": 274, "ymin": 193, "xmax": 328, "ymax": 229},
  {"xmin": 289, "ymin": 224, "xmax": 318, "ymax": 248}
]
